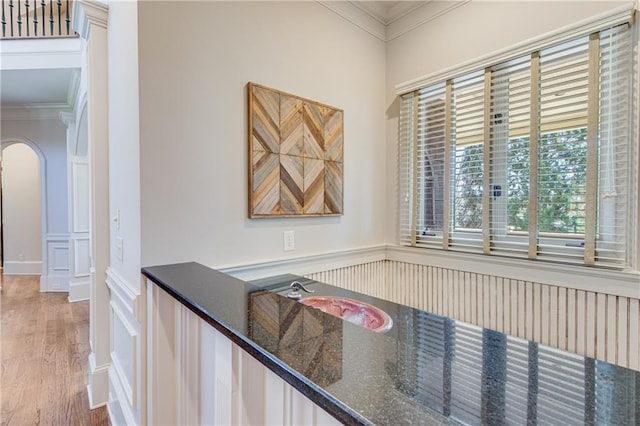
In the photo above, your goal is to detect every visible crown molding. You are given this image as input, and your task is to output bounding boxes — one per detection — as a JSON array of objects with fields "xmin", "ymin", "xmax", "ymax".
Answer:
[
  {"xmin": 386, "ymin": 0, "xmax": 470, "ymax": 41},
  {"xmin": 317, "ymin": 0, "xmax": 470, "ymax": 42},
  {"xmin": 351, "ymin": 1, "xmax": 429, "ymax": 26},
  {"xmin": 1, "ymin": 104, "xmax": 73, "ymax": 121},
  {"xmin": 317, "ymin": 1, "xmax": 386, "ymax": 41}
]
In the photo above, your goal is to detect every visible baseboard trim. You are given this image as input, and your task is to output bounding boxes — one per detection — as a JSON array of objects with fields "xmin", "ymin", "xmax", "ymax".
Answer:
[
  {"xmin": 218, "ymin": 244, "xmax": 387, "ymax": 281},
  {"xmin": 106, "ymin": 400, "xmax": 122, "ymax": 426},
  {"xmin": 69, "ymin": 278, "xmax": 90, "ymax": 302},
  {"xmin": 3, "ymin": 261, "xmax": 42, "ymax": 275},
  {"xmin": 43, "ymin": 274, "xmax": 70, "ymax": 292},
  {"xmin": 87, "ymin": 352, "xmax": 110, "ymax": 409},
  {"xmin": 109, "ymin": 367, "xmax": 138, "ymax": 426}
]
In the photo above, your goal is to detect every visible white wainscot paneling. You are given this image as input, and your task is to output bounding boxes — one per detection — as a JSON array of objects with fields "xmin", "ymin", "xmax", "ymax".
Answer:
[
  {"xmin": 305, "ymin": 256, "xmax": 640, "ymax": 372},
  {"xmin": 146, "ymin": 280, "xmax": 341, "ymax": 425},
  {"xmin": 43, "ymin": 234, "xmax": 70, "ymax": 292},
  {"xmin": 213, "ymin": 246, "xmax": 640, "ymax": 372},
  {"xmin": 108, "ymin": 268, "xmax": 143, "ymax": 426},
  {"xmin": 68, "ymin": 158, "xmax": 91, "ymax": 302},
  {"xmin": 74, "ymin": 238, "xmax": 91, "ymax": 277},
  {"xmin": 72, "ymin": 161, "xmax": 91, "ymax": 233},
  {"xmin": 68, "ymin": 236, "xmax": 91, "ymax": 301},
  {"xmin": 199, "ymin": 306, "xmax": 341, "ymax": 426}
]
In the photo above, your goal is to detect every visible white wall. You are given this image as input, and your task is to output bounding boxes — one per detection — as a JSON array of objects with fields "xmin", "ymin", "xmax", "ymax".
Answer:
[
  {"xmin": 106, "ymin": 0, "xmax": 143, "ymax": 424},
  {"xmin": 384, "ymin": 1, "xmax": 630, "ymax": 244},
  {"xmin": 1, "ymin": 118, "xmax": 69, "ymax": 282},
  {"xmin": 2, "ymin": 143, "xmax": 41, "ymax": 268},
  {"xmin": 1, "ymin": 119, "xmax": 69, "ymax": 235},
  {"xmin": 138, "ymin": 1, "xmax": 387, "ymax": 268},
  {"xmin": 108, "ymin": 0, "xmax": 141, "ymax": 288}
]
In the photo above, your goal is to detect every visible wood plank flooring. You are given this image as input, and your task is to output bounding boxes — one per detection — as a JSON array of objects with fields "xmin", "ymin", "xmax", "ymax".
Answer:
[{"xmin": 1, "ymin": 274, "xmax": 110, "ymax": 425}]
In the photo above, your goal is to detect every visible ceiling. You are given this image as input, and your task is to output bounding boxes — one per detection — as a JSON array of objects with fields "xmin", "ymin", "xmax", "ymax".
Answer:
[
  {"xmin": 351, "ymin": 1, "xmax": 430, "ymax": 25},
  {"xmin": 0, "ymin": 68, "xmax": 78, "ymax": 108}
]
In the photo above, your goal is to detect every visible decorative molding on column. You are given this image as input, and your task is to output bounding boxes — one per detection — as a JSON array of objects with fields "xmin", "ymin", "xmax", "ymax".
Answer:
[
  {"xmin": 60, "ymin": 111, "xmax": 75, "ymax": 127},
  {"xmin": 72, "ymin": 0, "xmax": 109, "ymax": 40},
  {"xmin": 0, "ymin": 105, "xmax": 72, "ymax": 121},
  {"xmin": 74, "ymin": 0, "xmax": 111, "ymax": 411},
  {"xmin": 69, "ymin": 279, "xmax": 90, "ymax": 302}
]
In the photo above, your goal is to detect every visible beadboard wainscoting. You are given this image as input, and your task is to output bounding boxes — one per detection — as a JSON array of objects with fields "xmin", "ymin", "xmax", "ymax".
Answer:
[
  {"xmin": 145, "ymin": 282, "xmax": 340, "ymax": 426},
  {"xmin": 305, "ymin": 258, "xmax": 640, "ymax": 372}
]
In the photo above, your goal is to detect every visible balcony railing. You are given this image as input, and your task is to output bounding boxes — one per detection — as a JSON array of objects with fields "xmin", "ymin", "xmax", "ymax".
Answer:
[{"xmin": 1, "ymin": 0, "xmax": 77, "ymax": 39}]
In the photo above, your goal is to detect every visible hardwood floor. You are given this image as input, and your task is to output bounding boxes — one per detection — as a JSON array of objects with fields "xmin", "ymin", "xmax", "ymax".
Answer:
[{"xmin": 0, "ymin": 274, "xmax": 110, "ymax": 425}]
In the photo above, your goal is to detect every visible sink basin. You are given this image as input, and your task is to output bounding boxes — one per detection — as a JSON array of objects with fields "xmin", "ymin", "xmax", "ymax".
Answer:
[{"xmin": 300, "ymin": 296, "xmax": 393, "ymax": 333}]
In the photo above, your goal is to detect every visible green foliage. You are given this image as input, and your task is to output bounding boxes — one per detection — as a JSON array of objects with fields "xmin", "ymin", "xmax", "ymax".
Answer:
[
  {"xmin": 452, "ymin": 129, "xmax": 587, "ymax": 234},
  {"xmin": 507, "ymin": 129, "xmax": 587, "ymax": 234},
  {"xmin": 454, "ymin": 144, "xmax": 484, "ymax": 229}
]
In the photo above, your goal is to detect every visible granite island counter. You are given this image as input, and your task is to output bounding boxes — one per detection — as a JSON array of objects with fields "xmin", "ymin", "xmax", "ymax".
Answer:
[{"xmin": 142, "ymin": 262, "xmax": 639, "ymax": 425}]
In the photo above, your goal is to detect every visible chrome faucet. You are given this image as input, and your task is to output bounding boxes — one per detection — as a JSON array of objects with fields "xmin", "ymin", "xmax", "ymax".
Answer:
[{"xmin": 286, "ymin": 281, "xmax": 314, "ymax": 300}]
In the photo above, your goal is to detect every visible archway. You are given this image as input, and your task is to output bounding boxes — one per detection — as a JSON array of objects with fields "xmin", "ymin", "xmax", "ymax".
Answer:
[{"xmin": 1, "ymin": 138, "xmax": 47, "ymax": 290}]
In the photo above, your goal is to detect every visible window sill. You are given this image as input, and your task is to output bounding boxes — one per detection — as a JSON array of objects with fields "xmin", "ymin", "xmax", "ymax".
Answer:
[{"xmin": 386, "ymin": 244, "xmax": 640, "ymax": 299}]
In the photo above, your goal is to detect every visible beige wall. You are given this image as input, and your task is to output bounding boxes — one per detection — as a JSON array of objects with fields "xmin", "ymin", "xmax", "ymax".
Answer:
[
  {"xmin": 138, "ymin": 1, "xmax": 387, "ymax": 267},
  {"xmin": 1, "ymin": 143, "xmax": 41, "ymax": 266}
]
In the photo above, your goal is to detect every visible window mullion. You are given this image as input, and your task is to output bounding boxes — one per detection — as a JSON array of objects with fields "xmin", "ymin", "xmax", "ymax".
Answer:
[
  {"xmin": 528, "ymin": 52, "xmax": 540, "ymax": 259},
  {"xmin": 483, "ymin": 68, "xmax": 492, "ymax": 254},
  {"xmin": 585, "ymin": 33, "xmax": 600, "ymax": 265},
  {"xmin": 443, "ymin": 80, "xmax": 453, "ymax": 250},
  {"xmin": 411, "ymin": 92, "xmax": 420, "ymax": 247}
]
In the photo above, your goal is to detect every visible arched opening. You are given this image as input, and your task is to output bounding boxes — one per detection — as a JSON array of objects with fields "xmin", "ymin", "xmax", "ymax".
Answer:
[{"xmin": 1, "ymin": 141, "xmax": 45, "ymax": 279}]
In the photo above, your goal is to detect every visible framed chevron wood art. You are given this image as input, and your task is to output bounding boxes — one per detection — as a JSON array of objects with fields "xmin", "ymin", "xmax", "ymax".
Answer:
[{"xmin": 248, "ymin": 82, "xmax": 344, "ymax": 218}]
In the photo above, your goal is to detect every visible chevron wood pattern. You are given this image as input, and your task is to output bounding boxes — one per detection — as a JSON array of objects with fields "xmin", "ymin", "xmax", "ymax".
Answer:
[
  {"xmin": 280, "ymin": 155, "xmax": 304, "ymax": 214},
  {"xmin": 248, "ymin": 83, "xmax": 343, "ymax": 217},
  {"xmin": 303, "ymin": 158, "xmax": 324, "ymax": 214},
  {"xmin": 324, "ymin": 161, "xmax": 343, "ymax": 214},
  {"xmin": 303, "ymin": 103, "xmax": 325, "ymax": 159},
  {"xmin": 280, "ymin": 95, "xmax": 303, "ymax": 156},
  {"xmin": 251, "ymin": 85, "xmax": 280, "ymax": 154},
  {"xmin": 324, "ymin": 110, "xmax": 343, "ymax": 162},
  {"xmin": 252, "ymin": 151, "xmax": 280, "ymax": 214},
  {"xmin": 248, "ymin": 291, "xmax": 343, "ymax": 387}
]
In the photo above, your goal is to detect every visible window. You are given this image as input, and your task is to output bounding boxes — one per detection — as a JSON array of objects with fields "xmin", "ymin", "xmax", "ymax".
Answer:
[{"xmin": 399, "ymin": 21, "xmax": 636, "ymax": 268}]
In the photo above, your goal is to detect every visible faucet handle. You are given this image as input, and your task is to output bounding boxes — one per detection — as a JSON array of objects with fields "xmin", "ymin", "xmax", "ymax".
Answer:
[
  {"xmin": 290, "ymin": 281, "xmax": 314, "ymax": 293},
  {"xmin": 287, "ymin": 281, "xmax": 314, "ymax": 300}
]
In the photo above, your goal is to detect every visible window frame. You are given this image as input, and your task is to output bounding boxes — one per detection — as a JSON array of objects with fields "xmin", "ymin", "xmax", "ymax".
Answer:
[{"xmin": 397, "ymin": 14, "xmax": 637, "ymax": 270}]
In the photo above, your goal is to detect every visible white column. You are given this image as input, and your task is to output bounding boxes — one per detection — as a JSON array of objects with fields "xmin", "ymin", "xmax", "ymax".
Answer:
[
  {"xmin": 61, "ymin": 112, "xmax": 92, "ymax": 302},
  {"xmin": 72, "ymin": 0, "xmax": 111, "ymax": 409}
]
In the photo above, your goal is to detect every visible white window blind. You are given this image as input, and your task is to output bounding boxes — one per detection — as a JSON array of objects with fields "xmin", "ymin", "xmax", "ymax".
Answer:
[{"xmin": 398, "ymin": 21, "xmax": 636, "ymax": 268}]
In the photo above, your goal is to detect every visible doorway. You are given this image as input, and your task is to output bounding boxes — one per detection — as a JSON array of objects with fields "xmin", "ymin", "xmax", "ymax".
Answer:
[{"xmin": 0, "ymin": 140, "xmax": 45, "ymax": 279}]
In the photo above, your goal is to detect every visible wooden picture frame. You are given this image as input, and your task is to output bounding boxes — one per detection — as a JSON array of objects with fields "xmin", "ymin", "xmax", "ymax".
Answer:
[{"xmin": 248, "ymin": 82, "xmax": 344, "ymax": 218}]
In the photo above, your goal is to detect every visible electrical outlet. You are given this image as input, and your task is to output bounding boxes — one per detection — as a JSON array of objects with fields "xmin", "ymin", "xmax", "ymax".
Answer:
[
  {"xmin": 283, "ymin": 231, "xmax": 295, "ymax": 251},
  {"xmin": 18, "ymin": 253, "xmax": 24, "ymax": 261}
]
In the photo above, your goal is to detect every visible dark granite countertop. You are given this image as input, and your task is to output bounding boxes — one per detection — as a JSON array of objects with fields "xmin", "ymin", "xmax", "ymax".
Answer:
[{"xmin": 142, "ymin": 262, "xmax": 639, "ymax": 426}]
